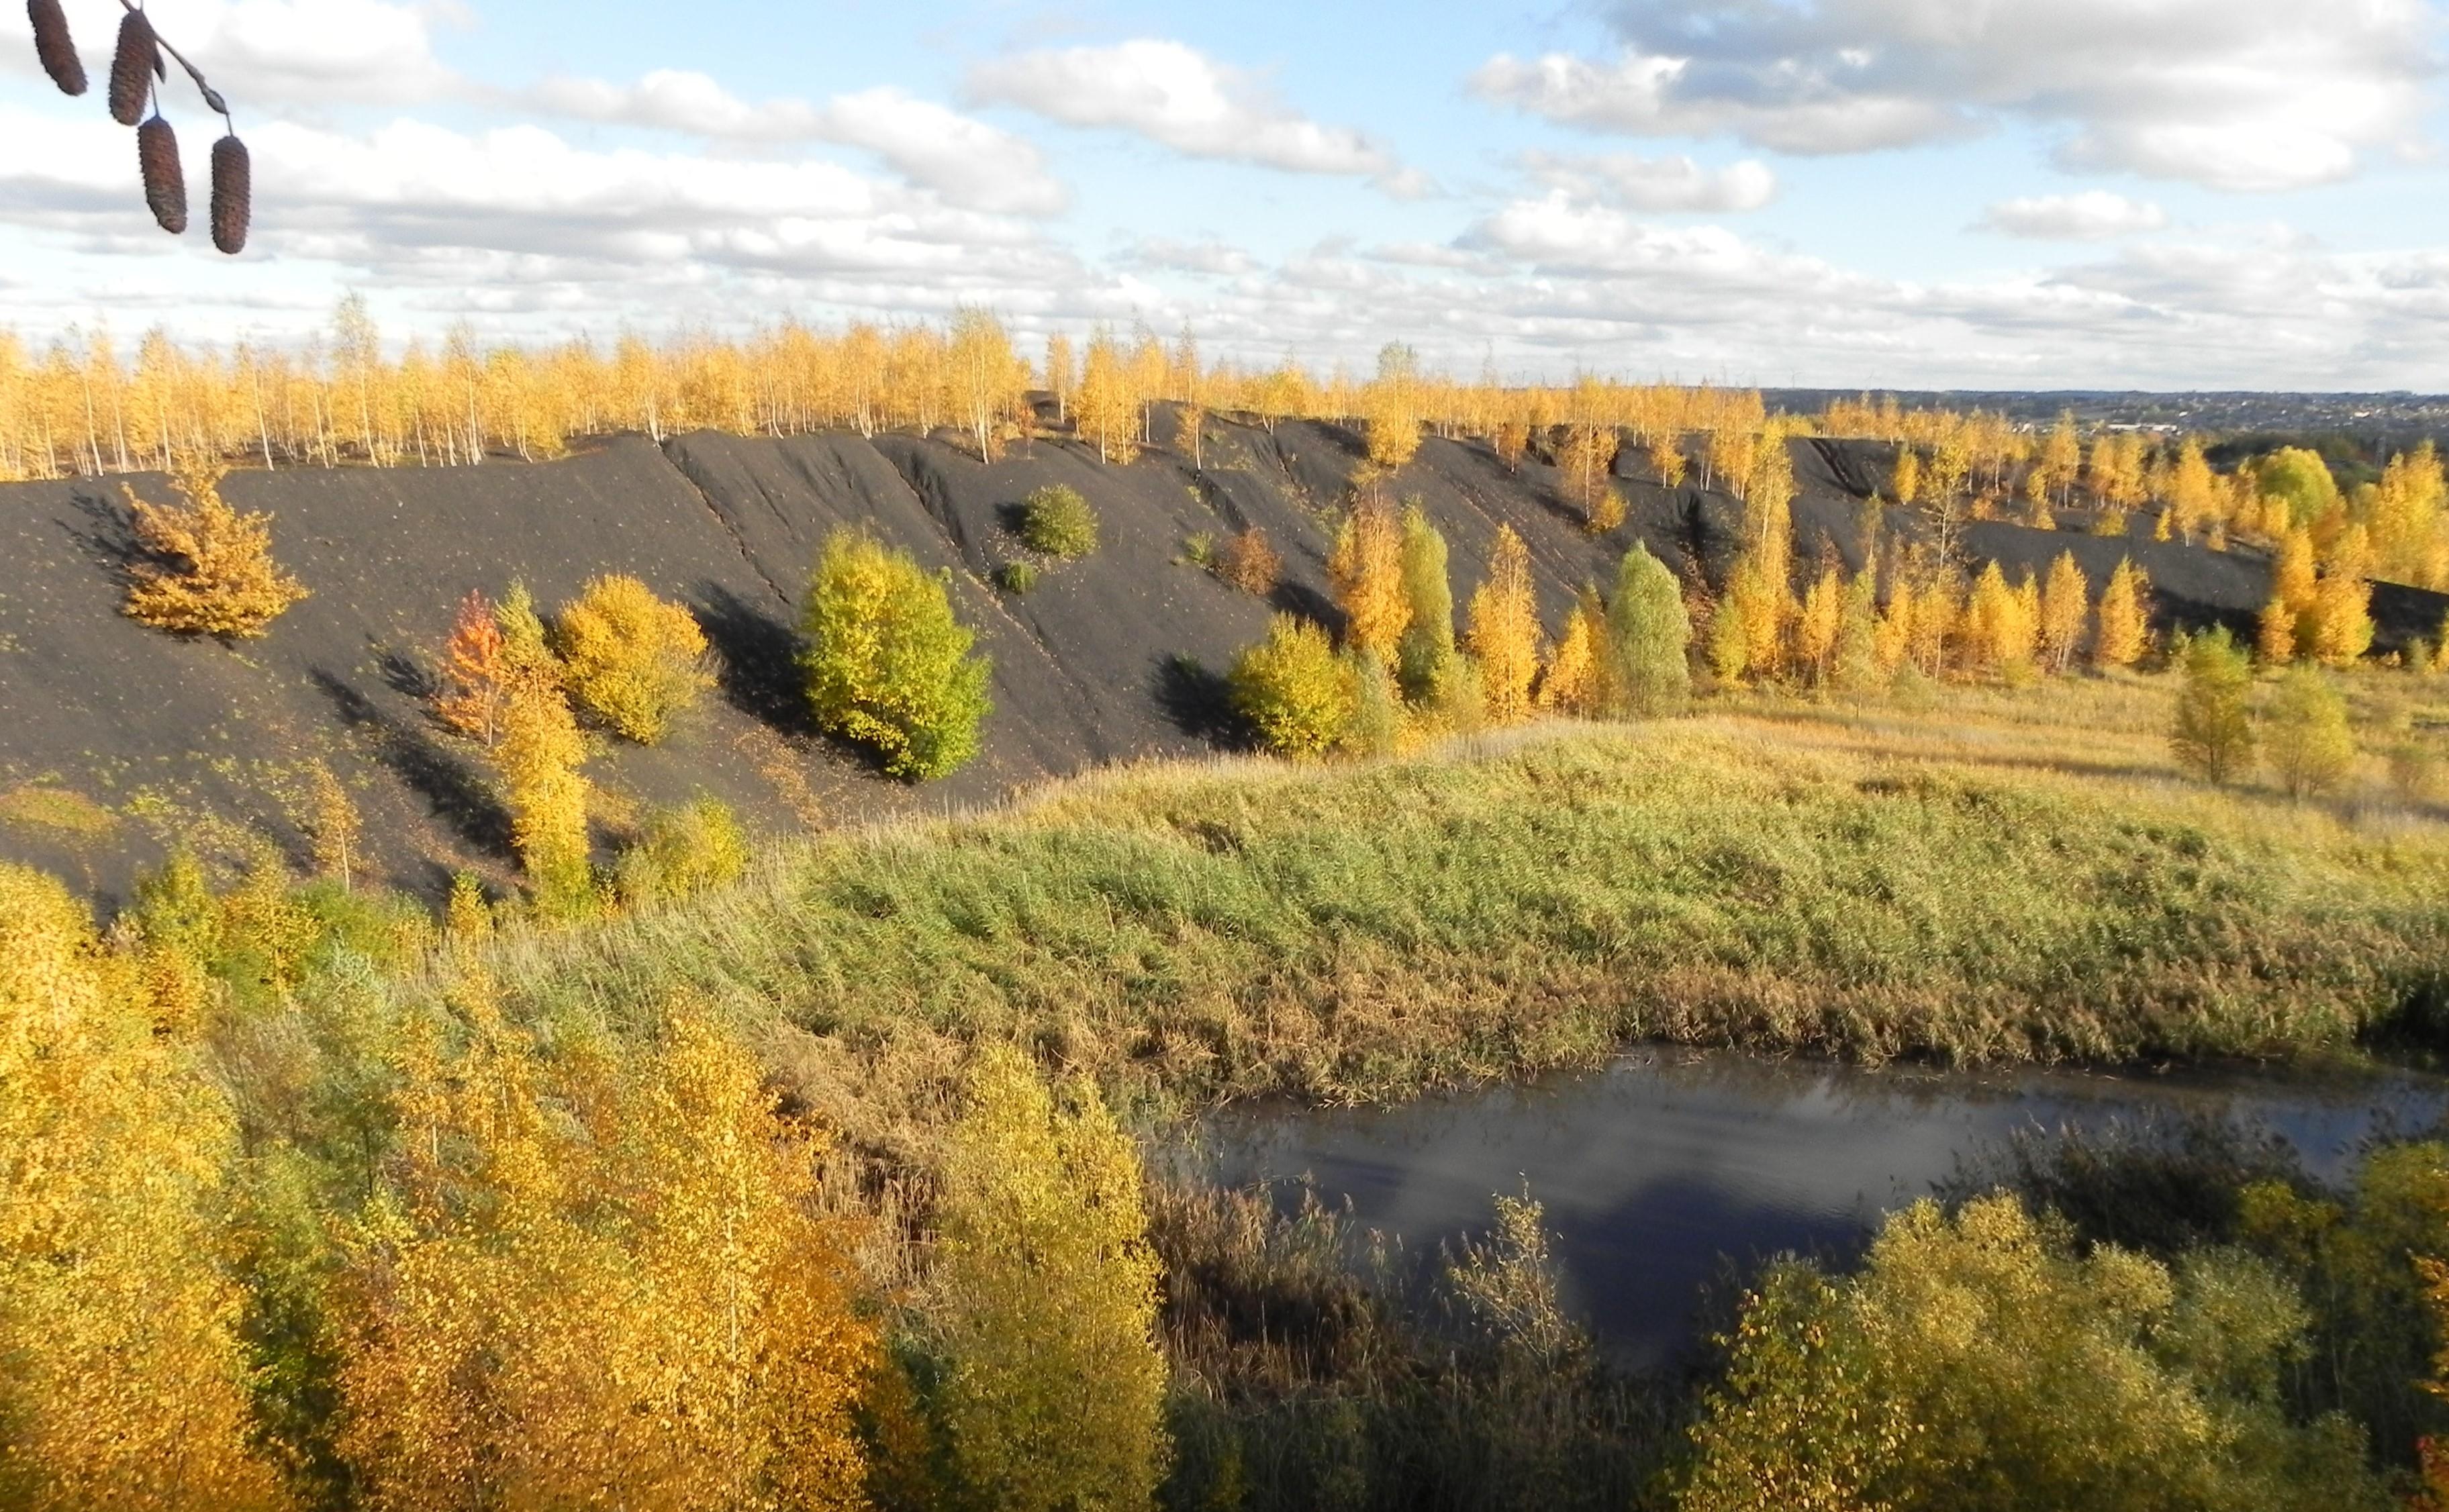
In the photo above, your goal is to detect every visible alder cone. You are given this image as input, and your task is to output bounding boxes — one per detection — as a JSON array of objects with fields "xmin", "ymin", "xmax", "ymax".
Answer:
[
  {"xmin": 107, "ymin": 8, "xmax": 154, "ymax": 125},
  {"xmin": 29, "ymin": 0, "xmax": 86, "ymax": 95},
  {"xmin": 138, "ymin": 115, "xmax": 186, "ymax": 234},
  {"xmin": 210, "ymin": 135, "xmax": 249, "ymax": 254}
]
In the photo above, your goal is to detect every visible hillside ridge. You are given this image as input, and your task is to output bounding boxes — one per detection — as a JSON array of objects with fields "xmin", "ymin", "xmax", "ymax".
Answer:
[{"xmin": 0, "ymin": 415, "xmax": 2434, "ymax": 900}]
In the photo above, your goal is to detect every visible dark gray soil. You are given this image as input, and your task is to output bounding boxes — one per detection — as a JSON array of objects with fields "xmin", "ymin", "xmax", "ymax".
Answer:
[{"xmin": 0, "ymin": 417, "xmax": 2433, "ymax": 902}]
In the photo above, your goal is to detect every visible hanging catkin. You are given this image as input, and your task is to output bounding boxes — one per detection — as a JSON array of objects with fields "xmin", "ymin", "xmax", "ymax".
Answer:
[
  {"xmin": 210, "ymin": 134, "xmax": 249, "ymax": 254},
  {"xmin": 138, "ymin": 115, "xmax": 186, "ymax": 234},
  {"xmin": 108, "ymin": 8, "xmax": 156, "ymax": 125},
  {"xmin": 28, "ymin": 0, "xmax": 85, "ymax": 95}
]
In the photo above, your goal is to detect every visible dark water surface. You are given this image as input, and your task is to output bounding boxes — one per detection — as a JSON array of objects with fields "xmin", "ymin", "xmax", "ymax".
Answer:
[{"xmin": 1198, "ymin": 1052, "xmax": 2449, "ymax": 1366}]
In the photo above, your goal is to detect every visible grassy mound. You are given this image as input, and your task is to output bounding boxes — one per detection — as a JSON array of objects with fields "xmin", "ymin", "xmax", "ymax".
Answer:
[{"xmin": 479, "ymin": 717, "xmax": 2449, "ymax": 1129}]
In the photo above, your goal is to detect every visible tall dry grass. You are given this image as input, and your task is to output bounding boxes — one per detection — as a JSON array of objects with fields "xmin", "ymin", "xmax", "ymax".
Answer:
[{"xmin": 420, "ymin": 705, "xmax": 2449, "ymax": 1159}]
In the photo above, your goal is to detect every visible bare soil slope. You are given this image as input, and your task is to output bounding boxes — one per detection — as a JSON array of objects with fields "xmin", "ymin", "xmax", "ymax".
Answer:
[{"xmin": 0, "ymin": 417, "xmax": 2431, "ymax": 901}]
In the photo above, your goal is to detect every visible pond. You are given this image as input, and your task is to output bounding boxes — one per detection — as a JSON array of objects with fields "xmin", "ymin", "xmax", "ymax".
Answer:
[{"xmin": 1198, "ymin": 1051, "xmax": 2449, "ymax": 1366}]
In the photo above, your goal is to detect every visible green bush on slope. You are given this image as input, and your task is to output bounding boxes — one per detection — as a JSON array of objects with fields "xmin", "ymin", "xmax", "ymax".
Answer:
[{"xmin": 800, "ymin": 532, "xmax": 992, "ymax": 782}]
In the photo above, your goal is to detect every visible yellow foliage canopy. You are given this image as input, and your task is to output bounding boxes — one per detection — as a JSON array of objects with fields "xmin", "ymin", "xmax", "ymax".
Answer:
[
  {"xmin": 2094, "ymin": 558, "xmax": 2150, "ymax": 669},
  {"xmin": 933, "ymin": 1046, "xmax": 1169, "ymax": 1512},
  {"xmin": 339, "ymin": 995, "xmax": 876, "ymax": 1512},
  {"xmin": 553, "ymin": 574, "xmax": 713, "ymax": 744},
  {"xmin": 1468, "ymin": 525, "xmax": 1543, "ymax": 723},
  {"xmin": 1328, "ymin": 497, "xmax": 1410, "ymax": 662},
  {"xmin": 0, "ymin": 864, "xmax": 287, "ymax": 1512}
]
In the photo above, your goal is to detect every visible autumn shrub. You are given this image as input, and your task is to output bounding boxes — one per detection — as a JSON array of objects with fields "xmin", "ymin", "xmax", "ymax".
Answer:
[
  {"xmin": 0, "ymin": 863, "xmax": 288, "ymax": 1511},
  {"xmin": 1329, "ymin": 496, "xmax": 1410, "ymax": 662},
  {"xmin": 1230, "ymin": 615, "xmax": 1353, "ymax": 759},
  {"xmin": 2238, "ymin": 1142, "xmax": 2449, "ymax": 1480},
  {"xmin": 1537, "ymin": 587, "xmax": 1609, "ymax": 717},
  {"xmin": 2038, "ymin": 551, "xmax": 2089, "ymax": 673},
  {"xmin": 614, "ymin": 796, "xmax": 749, "ymax": 909},
  {"xmin": 338, "ymin": 996, "xmax": 878, "ymax": 1511},
  {"xmin": 1018, "ymin": 485, "xmax": 1099, "ymax": 560},
  {"xmin": 802, "ymin": 532, "xmax": 992, "ymax": 782},
  {"xmin": 1679, "ymin": 1195, "xmax": 2385, "ymax": 1512},
  {"xmin": 443, "ymin": 872, "xmax": 493, "ymax": 944},
  {"xmin": 552, "ymin": 574, "xmax": 712, "ymax": 744},
  {"xmin": 434, "ymin": 589, "xmax": 510, "ymax": 743},
  {"xmin": 1217, "ymin": 526, "xmax": 1282, "ymax": 597},
  {"xmin": 121, "ymin": 455, "xmax": 307, "ymax": 638},
  {"xmin": 126, "ymin": 845, "xmax": 430, "ymax": 1017},
  {"xmin": 930, "ymin": 1046, "xmax": 1168, "ymax": 1512}
]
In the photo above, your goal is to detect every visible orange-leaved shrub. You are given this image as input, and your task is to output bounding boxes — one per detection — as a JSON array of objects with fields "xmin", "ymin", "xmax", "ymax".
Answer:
[
  {"xmin": 434, "ymin": 589, "xmax": 510, "ymax": 744},
  {"xmin": 1216, "ymin": 526, "xmax": 1281, "ymax": 597}
]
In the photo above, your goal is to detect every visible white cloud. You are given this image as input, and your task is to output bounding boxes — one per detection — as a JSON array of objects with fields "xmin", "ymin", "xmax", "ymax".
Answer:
[
  {"xmin": 1976, "ymin": 192, "xmax": 2168, "ymax": 240},
  {"xmin": 11, "ymin": 0, "xmax": 467, "ymax": 107},
  {"xmin": 1367, "ymin": 241, "xmax": 1504, "ymax": 272},
  {"xmin": 967, "ymin": 39, "xmax": 1414, "ymax": 190},
  {"xmin": 1474, "ymin": 0, "xmax": 2436, "ymax": 192},
  {"xmin": 1520, "ymin": 150, "xmax": 1776, "ymax": 213},
  {"xmin": 1463, "ymin": 194, "xmax": 1872, "ymax": 299},
  {"xmin": 1127, "ymin": 236, "xmax": 1256, "ymax": 276},
  {"xmin": 0, "ymin": 104, "xmax": 1063, "ymax": 295},
  {"xmin": 819, "ymin": 88, "xmax": 1067, "ymax": 217},
  {"xmin": 530, "ymin": 70, "xmax": 814, "ymax": 138},
  {"xmin": 528, "ymin": 72, "xmax": 1066, "ymax": 216}
]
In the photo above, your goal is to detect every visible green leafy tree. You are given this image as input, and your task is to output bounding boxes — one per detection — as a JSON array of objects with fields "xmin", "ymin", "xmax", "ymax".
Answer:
[
  {"xmin": 2170, "ymin": 627, "xmax": 2256, "ymax": 785},
  {"xmin": 934, "ymin": 1047, "xmax": 1168, "ymax": 1512},
  {"xmin": 2238, "ymin": 1142, "xmax": 2449, "ymax": 1480},
  {"xmin": 1609, "ymin": 542, "xmax": 1691, "ymax": 716},
  {"xmin": 2257, "ymin": 447, "xmax": 2344, "ymax": 531},
  {"xmin": 2264, "ymin": 668, "xmax": 2356, "ymax": 799},
  {"xmin": 801, "ymin": 532, "xmax": 992, "ymax": 781},
  {"xmin": 1680, "ymin": 1195, "xmax": 2387, "ymax": 1512},
  {"xmin": 1230, "ymin": 615, "xmax": 1353, "ymax": 759},
  {"xmin": 1340, "ymin": 648, "xmax": 1405, "ymax": 758}
]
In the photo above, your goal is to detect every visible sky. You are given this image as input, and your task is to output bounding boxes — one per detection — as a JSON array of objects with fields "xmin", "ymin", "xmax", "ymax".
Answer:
[{"xmin": 3, "ymin": 0, "xmax": 2448, "ymax": 390}]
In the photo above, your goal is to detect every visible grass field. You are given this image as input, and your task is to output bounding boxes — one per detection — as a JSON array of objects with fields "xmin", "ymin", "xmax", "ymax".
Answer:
[{"xmin": 403, "ymin": 671, "xmax": 2449, "ymax": 1154}]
